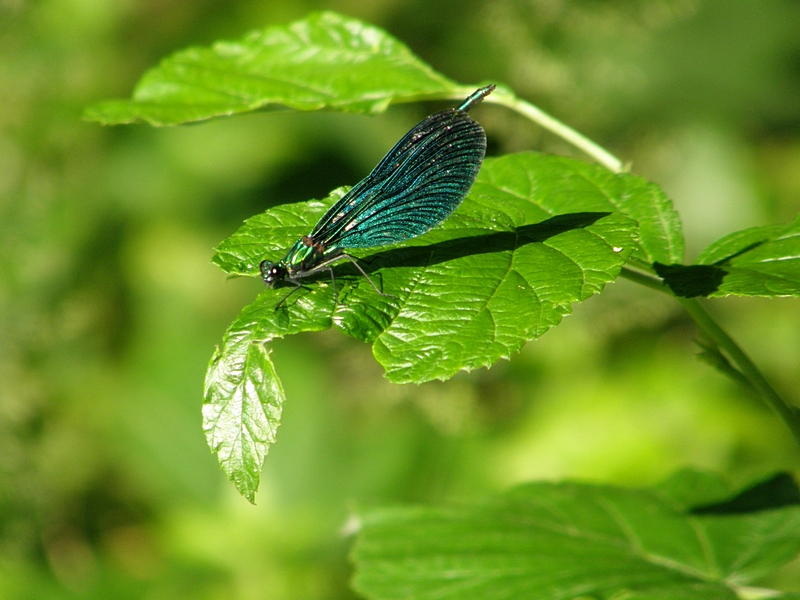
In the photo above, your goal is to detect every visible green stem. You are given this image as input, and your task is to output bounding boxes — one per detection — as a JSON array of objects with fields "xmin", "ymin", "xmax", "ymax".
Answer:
[
  {"xmin": 626, "ymin": 256, "xmax": 657, "ymax": 274},
  {"xmin": 619, "ymin": 266, "xmax": 669, "ymax": 293},
  {"xmin": 484, "ymin": 90, "xmax": 625, "ymax": 173},
  {"xmin": 677, "ymin": 297, "xmax": 800, "ymax": 445},
  {"xmin": 620, "ymin": 267, "xmax": 800, "ymax": 445}
]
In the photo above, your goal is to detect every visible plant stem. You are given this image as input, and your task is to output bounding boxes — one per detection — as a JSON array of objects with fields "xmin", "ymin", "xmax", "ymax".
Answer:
[
  {"xmin": 626, "ymin": 256, "xmax": 657, "ymax": 274},
  {"xmin": 484, "ymin": 90, "xmax": 625, "ymax": 173},
  {"xmin": 620, "ymin": 267, "xmax": 800, "ymax": 445},
  {"xmin": 619, "ymin": 267, "xmax": 670, "ymax": 294},
  {"xmin": 677, "ymin": 297, "xmax": 800, "ymax": 445}
]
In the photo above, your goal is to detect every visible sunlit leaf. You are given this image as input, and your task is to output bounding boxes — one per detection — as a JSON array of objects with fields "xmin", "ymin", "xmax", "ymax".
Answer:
[
  {"xmin": 84, "ymin": 12, "xmax": 458, "ymax": 126},
  {"xmin": 697, "ymin": 215, "xmax": 800, "ymax": 297},
  {"xmin": 214, "ymin": 152, "xmax": 641, "ymax": 384},
  {"xmin": 202, "ymin": 288, "xmax": 333, "ymax": 502},
  {"xmin": 483, "ymin": 153, "xmax": 683, "ymax": 265},
  {"xmin": 352, "ymin": 476, "xmax": 800, "ymax": 600},
  {"xmin": 654, "ymin": 215, "xmax": 800, "ymax": 298},
  {"xmin": 205, "ymin": 152, "xmax": 650, "ymax": 498}
]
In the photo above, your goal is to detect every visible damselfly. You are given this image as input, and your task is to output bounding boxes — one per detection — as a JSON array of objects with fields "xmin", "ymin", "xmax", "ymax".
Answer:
[{"xmin": 260, "ymin": 85, "xmax": 495, "ymax": 302}]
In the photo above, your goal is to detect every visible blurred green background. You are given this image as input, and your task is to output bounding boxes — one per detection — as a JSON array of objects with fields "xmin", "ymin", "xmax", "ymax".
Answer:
[{"xmin": 2, "ymin": 0, "xmax": 800, "ymax": 597}]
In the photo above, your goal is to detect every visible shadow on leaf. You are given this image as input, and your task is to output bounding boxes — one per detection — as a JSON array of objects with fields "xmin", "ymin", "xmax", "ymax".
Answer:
[
  {"xmin": 653, "ymin": 263, "xmax": 727, "ymax": 298},
  {"xmin": 358, "ymin": 211, "xmax": 613, "ymax": 273},
  {"xmin": 691, "ymin": 473, "xmax": 800, "ymax": 514}
]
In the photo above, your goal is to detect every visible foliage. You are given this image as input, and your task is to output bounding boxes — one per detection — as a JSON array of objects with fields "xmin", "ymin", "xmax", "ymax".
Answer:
[
  {"xmin": 6, "ymin": 2, "xmax": 800, "ymax": 598},
  {"xmin": 656, "ymin": 216, "xmax": 800, "ymax": 298},
  {"xmin": 84, "ymin": 12, "xmax": 800, "ymax": 596},
  {"xmin": 204, "ymin": 164, "xmax": 639, "ymax": 500},
  {"xmin": 353, "ymin": 471, "xmax": 800, "ymax": 600},
  {"xmin": 87, "ymin": 8, "xmax": 800, "ymax": 501},
  {"xmin": 84, "ymin": 11, "xmax": 457, "ymax": 126}
]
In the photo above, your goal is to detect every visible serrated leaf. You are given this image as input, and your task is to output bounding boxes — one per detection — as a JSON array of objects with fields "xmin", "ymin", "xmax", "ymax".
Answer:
[
  {"xmin": 361, "ymin": 210, "xmax": 634, "ymax": 382},
  {"xmin": 202, "ymin": 288, "xmax": 334, "ymax": 502},
  {"xmin": 476, "ymin": 153, "xmax": 683, "ymax": 265},
  {"xmin": 654, "ymin": 215, "xmax": 800, "ymax": 298},
  {"xmin": 207, "ymin": 153, "xmax": 646, "ymax": 498},
  {"xmin": 352, "ymin": 477, "xmax": 800, "ymax": 600},
  {"xmin": 84, "ymin": 12, "xmax": 458, "ymax": 126},
  {"xmin": 214, "ymin": 152, "xmax": 640, "ymax": 384},
  {"xmin": 695, "ymin": 215, "xmax": 800, "ymax": 297},
  {"xmin": 213, "ymin": 188, "xmax": 349, "ymax": 276}
]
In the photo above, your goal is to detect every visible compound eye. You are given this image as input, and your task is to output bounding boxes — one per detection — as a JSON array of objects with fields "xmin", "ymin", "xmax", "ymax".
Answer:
[
  {"xmin": 260, "ymin": 260, "xmax": 275, "ymax": 284},
  {"xmin": 259, "ymin": 260, "xmax": 286, "ymax": 286},
  {"xmin": 259, "ymin": 259, "xmax": 271, "ymax": 275}
]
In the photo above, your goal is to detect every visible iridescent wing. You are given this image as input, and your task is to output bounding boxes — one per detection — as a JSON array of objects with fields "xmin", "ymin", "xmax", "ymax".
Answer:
[{"xmin": 310, "ymin": 105, "xmax": 487, "ymax": 249}]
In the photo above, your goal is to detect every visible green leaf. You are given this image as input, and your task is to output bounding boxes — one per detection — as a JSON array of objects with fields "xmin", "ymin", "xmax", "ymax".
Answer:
[
  {"xmin": 214, "ymin": 152, "xmax": 640, "ymax": 384},
  {"xmin": 207, "ymin": 152, "xmax": 646, "ymax": 498},
  {"xmin": 351, "ymin": 477, "xmax": 800, "ymax": 600},
  {"xmin": 696, "ymin": 215, "xmax": 800, "ymax": 297},
  {"xmin": 213, "ymin": 188, "xmax": 349, "ymax": 276},
  {"xmin": 653, "ymin": 468, "xmax": 735, "ymax": 511},
  {"xmin": 651, "ymin": 263, "xmax": 725, "ymax": 297},
  {"xmin": 655, "ymin": 215, "xmax": 800, "ymax": 298},
  {"xmin": 202, "ymin": 289, "xmax": 333, "ymax": 503},
  {"xmin": 84, "ymin": 12, "xmax": 458, "ymax": 126},
  {"xmin": 690, "ymin": 473, "xmax": 800, "ymax": 515},
  {"xmin": 479, "ymin": 153, "xmax": 683, "ymax": 265},
  {"xmin": 655, "ymin": 469, "xmax": 800, "ymax": 515}
]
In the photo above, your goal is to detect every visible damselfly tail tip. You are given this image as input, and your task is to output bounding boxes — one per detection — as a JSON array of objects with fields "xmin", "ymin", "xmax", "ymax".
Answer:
[{"xmin": 458, "ymin": 84, "xmax": 496, "ymax": 113}]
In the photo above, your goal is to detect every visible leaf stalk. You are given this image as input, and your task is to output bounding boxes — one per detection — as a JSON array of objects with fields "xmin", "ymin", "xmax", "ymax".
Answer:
[
  {"xmin": 677, "ymin": 297, "xmax": 800, "ymax": 446},
  {"xmin": 619, "ymin": 266, "xmax": 670, "ymax": 294},
  {"xmin": 619, "ymin": 268, "xmax": 800, "ymax": 445},
  {"xmin": 480, "ymin": 88, "xmax": 625, "ymax": 173}
]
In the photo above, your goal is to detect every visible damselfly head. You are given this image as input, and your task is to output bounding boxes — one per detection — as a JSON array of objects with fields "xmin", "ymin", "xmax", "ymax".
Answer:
[{"xmin": 260, "ymin": 260, "xmax": 287, "ymax": 287}]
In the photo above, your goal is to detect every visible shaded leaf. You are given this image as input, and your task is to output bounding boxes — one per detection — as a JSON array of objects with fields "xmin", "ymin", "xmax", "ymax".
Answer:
[
  {"xmin": 694, "ymin": 215, "xmax": 800, "ymax": 297},
  {"xmin": 352, "ymin": 477, "xmax": 800, "ymax": 600},
  {"xmin": 653, "ymin": 263, "xmax": 727, "ymax": 297},
  {"xmin": 84, "ymin": 12, "xmax": 458, "ymax": 126},
  {"xmin": 691, "ymin": 473, "xmax": 800, "ymax": 515}
]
